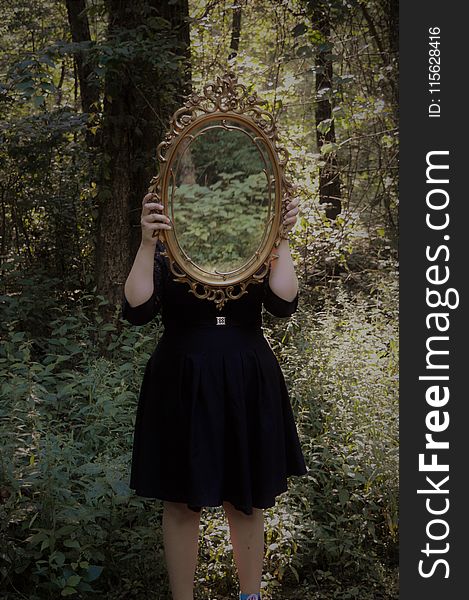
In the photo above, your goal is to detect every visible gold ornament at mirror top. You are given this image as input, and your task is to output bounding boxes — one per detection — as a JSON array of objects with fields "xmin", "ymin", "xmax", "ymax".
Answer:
[{"xmin": 146, "ymin": 70, "xmax": 295, "ymax": 310}]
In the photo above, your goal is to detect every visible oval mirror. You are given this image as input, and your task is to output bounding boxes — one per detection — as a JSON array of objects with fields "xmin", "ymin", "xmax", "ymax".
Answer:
[
  {"xmin": 146, "ymin": 71, "xmax": 294, "ymax": 309},
  {"xmin": 169, "ymin": 117, "xmax": 275, "ymax": 275}
]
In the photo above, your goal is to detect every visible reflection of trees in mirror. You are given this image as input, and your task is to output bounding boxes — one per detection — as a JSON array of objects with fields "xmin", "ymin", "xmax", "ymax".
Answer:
[
  {"xmin": 189, "ymin": 125, "xmax": 264, "ymax": 187},
  {"xmin": 173, "ymin": 172, "xmax": 271, "ymax": 273}
]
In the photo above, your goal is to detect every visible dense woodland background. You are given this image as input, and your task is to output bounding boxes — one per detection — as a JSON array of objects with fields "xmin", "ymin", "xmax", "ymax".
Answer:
[{"xmin": 0, "ymin": 1, "xmax": 399, "ymax": 598}]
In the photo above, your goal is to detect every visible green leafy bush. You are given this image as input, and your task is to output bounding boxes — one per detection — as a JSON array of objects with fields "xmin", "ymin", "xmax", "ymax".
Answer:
[
  {"xmin": 174, "ymin": 173, "xmax": 269, "ymax": 271},
  {"xmin": 262, "ymin": 267, "xmax": 399, "ymax": 599}
]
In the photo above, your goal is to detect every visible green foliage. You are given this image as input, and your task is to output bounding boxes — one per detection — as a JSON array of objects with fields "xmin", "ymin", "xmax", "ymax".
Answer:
[
  {"xmin": 189, "ymin": 125, "xmax": 267, "ymax": 185},
  {"xmin": 174, "ymin": 173, "xmax": 268, "ymax": 270},
  {"xmin": 1, "ymin": 0, "xmax": 398, "ymax": 598},
  {"xmin": 262, "ymin": 266, "xmax": 399, "ymax": 598},
  {"xmin": 0, "ymin": 290, "xmax": 169, "ymax": 598},
  {"xmin": 1, "ymin": 261, "xmax": 398, "ymax": 599}
]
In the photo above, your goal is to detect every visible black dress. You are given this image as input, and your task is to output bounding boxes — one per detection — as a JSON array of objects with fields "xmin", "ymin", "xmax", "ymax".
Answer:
[{"xmin": 121, "ymin": 240, "xmax": 307, "ymax": 516}]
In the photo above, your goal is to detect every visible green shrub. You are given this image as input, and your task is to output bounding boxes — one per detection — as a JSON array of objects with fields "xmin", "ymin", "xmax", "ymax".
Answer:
[
  {"xmin": 1, "ymin": 265, "xmax": 398, "ymax": 599},
  {"xmin": 263, "ymin": 267, "xmax": 399, "ymax": 597}
]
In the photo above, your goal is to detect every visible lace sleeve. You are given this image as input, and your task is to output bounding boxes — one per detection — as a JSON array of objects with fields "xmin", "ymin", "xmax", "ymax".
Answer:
[
  {"xmin": 121, "ymin": 240, "xmax": 168, "ymax": 326},
  {"xmin": 262, "ymin": 270, "xmax": 299, "ymax": 318}
]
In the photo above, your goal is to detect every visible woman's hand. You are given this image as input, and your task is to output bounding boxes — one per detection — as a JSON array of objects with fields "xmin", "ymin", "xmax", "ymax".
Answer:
[
  {"xmin": 141, "ymin": 193, "xmax": 172, "ymax": 246},
  {"xmin": 283, "ymin": 196, "xmax": 300, "ymax": 235},
  {"xmin": 268, "ymin": 194, "xmax": 300, "ymax": 265}
]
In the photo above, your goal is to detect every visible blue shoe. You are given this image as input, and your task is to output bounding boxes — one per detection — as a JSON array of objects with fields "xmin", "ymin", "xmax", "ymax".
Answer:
[{"xmin": 239, "ymin": 594, "xmax": 261, "ymax": 600}]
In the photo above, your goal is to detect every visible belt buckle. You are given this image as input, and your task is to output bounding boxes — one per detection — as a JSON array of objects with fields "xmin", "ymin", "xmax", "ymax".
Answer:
[{"xmin": 216, "ymin": 316, "xmax": 226, "ymax": 326}]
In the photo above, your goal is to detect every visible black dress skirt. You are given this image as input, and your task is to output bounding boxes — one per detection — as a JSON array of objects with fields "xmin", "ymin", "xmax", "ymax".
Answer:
[{"xmin": 121, "ymin": 240, "xmax": 307, "ymax": 515}]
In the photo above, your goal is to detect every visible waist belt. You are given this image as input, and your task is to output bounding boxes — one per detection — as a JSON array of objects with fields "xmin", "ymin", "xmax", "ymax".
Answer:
[{"xmin": 162, "ymin": 315, "xmax": 262, "ymax": 329}]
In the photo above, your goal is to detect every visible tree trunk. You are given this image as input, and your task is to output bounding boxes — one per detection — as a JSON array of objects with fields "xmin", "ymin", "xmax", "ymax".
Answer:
[
  {"xmin": 158, "ymin": 0, "xmax": 192, "ymax": 98},
  {"xmin": 360, "ymin": 0, "xmax": 398, "ymax": 120},
  {"xmin": 228, "ymin": 4, "xmax": 242, "ymax": 61},
  {"xmin": 387, "ymin": 0, "xmax": 399, "ymax": 122},
  {"xmin": 310, "ymin": 4, "xmax": 342, "ymax": 220},
  {"xmin": 65, "ymin": 0, "xmax": 101, "ymax": 147},
  {"xmin": 95, "ymin": 0, "xmax": 191, "ymax": 313}
]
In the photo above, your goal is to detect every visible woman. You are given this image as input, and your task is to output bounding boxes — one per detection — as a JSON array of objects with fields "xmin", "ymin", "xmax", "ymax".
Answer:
[{"xmin": 122, "ymin": 192, "xmax": 307, "ymax": 600}]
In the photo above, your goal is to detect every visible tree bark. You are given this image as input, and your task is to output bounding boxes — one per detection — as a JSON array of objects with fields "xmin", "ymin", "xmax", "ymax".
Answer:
[
  {"xmin": 387, "ymin": 0, "xmax": 399, "ymax": 121},
  {"xmin": 360, "ymin": 0, "xmax": 398, "ymax": 119},
  {"xmin": 157, "ymin": 0, "xmax": 192, "ymax": 98},
  {"xmin": 65, "ymin": 0, "xmax": 101, "ymax": 146},
  {"xmin": 228, "ymin": 4, "xmax": 242, "ymax": 61},
  {"xmin": 310, "ymin": 4, "xmax": 342, "ymax": 220},
  {"xmin": 95, "ymin": 0, "xmax": 191, "ymax": 312}
]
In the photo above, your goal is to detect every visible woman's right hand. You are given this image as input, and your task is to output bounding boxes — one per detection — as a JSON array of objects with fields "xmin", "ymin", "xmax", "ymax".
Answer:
[{"xmin": 140, "ymin": 192, "xmax": 172, "ymax": 246}]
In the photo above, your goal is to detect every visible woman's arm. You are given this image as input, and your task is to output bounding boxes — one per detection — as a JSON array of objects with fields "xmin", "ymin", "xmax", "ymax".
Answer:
[
  {"xmin": 124, "ymin": 192, "xmax": 171, "ymax": 308},
  {"xmin": 267, "ymin": 195, "xmax": 300, "ymax": 301},
  {"xmin": 121, "ymin": 193, "xmax": 171, "ymax": 326},
  {"xmin": 267, "ymin": 238, "xmax": 298, "ymax": 302},
  {"xmin": 124, "ymin": 240, "xmax": 157, "ymax": 307}
]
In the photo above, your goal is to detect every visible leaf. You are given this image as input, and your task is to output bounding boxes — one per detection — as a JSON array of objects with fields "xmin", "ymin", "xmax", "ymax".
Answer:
[
  {"xmin": 83, "ymin": 565, "xmax": 104, "ymax": 582},
  {"xmin": 33, "ymin": 95, "xmax": 45, "ymax": 108},
  {"xmin": 109, "ymin": 478, "xmax": 131, "ymax": 497},
  {"xmin": 320, "ymin": 142, "xmax": 339, "ymax": 155},
  {"xmin": 41, "ymin": 82, "xmax": 56, "ymax": 92},
  {"xmin": 296, "ymin": 45, "xmax": 313, "ymax": 58},
  {"xmin": 268, "ymin": 543, "xmax": 278, "ymax": 551},
  {"xmin": 292, "ymin": 23, "xmax": 308, "ymax": 37},
  {"xmin": 332, "ymin": 105, "xmax": 345, "ymax": 116},
  {"xmin": 66, "ymin": 575, "xmax": 81, "ymax": 587},
  {"xmin": 40, "ymin": 538, "xmax": 50, "ymax": 551},
  {"xmin": 289, "ymin": 564, "xmax": 300, "ymax": 582},
  {"xmin": 317, "ymin": 118, "xmax": 333, "ymax": 135},
  {"xmin": 338, "ymin": 488, "xmax": 349, "ymax": 505},
  {"xmin": 51, "ymin": 551, "xmax": 66, "ymax": 567},
  {"xmin": 15, "ymin": 81, "xmax": 35, "ymax": 92},
  {"xmin": 40, "ymin": 56, "xmax": 56, "ymax": 68},
  {"xmin": 26, "ymin": 531, "xmax": 48, "ymax": 547}
]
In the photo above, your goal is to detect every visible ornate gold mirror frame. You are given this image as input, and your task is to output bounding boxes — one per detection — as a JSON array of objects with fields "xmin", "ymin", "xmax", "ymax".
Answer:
[{"xmin": 146, "ymin": 70, "xmax": 295, "ymax": 310}]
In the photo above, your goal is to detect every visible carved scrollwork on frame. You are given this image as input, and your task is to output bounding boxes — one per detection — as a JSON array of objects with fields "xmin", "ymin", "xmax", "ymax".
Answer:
[{"xmin": 145, "ymin": 70, "xmax": 295, "ymax": 310}]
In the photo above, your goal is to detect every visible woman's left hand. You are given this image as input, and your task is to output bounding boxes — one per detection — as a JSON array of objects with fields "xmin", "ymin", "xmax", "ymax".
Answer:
[{"xmin": 283, "ymin": 196, "xmax": 300, "ymax": 234}]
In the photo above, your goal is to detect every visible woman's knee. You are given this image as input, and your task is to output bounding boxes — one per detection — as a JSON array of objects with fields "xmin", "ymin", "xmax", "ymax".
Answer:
[
  {"xmin": 223, "ymin": 501, "xmax": 263, "ymax": 519},
  {"xmin": 163, "ymin": 501, "xmax": 200, "ymax": 523}
]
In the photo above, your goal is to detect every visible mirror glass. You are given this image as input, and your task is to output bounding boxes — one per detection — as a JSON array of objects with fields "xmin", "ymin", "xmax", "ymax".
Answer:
[{"xmin": 168, "ymin": 118, "xmax": 274, "ymax": 275}]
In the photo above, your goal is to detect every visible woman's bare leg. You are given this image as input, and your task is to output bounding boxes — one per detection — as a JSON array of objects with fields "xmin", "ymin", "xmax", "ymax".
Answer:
[
  {"xmin": 162, "ymin": 501, "xmax": 201, "ymax": 600},
  {"xmin": 223, "ymin": 501, "xmax": 264, "ymax": 595}
]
